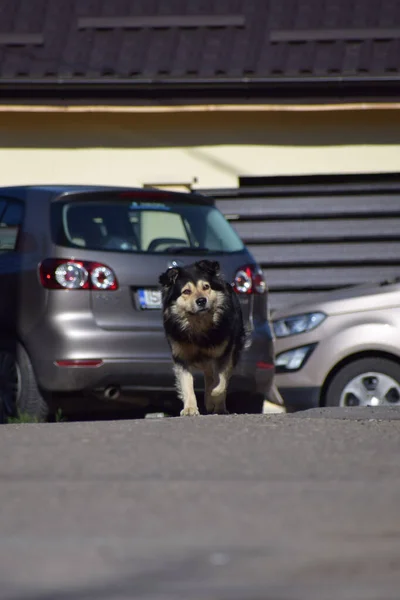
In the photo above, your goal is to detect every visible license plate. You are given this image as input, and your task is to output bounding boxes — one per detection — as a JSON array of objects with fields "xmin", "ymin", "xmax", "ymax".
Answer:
[{"xmin": 138, "ymin": 289, "xmax": 162, "ymax": 310}]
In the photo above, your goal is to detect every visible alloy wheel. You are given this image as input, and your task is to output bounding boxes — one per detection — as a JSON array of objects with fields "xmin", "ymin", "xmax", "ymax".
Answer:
[{"xmin": 340, "ymin": 371, "xmax": 400, "ymax": 407}]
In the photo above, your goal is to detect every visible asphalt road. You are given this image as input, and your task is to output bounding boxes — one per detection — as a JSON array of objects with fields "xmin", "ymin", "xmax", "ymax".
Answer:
[{"xmin": 1, "ymin": 407, "xmax": 400, "ymax": 600}]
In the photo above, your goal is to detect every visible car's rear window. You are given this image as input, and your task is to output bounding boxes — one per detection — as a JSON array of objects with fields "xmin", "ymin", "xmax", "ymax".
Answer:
[{"xmin": 52, "ymin": 197, "xmax": 244, "ymax": 254}]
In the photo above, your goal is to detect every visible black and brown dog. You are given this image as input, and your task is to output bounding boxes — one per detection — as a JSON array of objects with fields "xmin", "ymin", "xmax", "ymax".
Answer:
[{"xmin": 159, "ymin": 260, "xmax": 245, "ymax": 416}]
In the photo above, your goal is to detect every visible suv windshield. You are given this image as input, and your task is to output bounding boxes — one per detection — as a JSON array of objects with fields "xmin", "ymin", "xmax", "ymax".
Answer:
[{"xmin": 52, "ymin": 196, "xmax": 244, "ymax": 254}]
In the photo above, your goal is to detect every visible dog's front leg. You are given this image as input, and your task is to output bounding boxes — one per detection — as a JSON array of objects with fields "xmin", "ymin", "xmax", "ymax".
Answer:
[
  {"xmin": 209, "ymin": 358, "xmax": 232, "ymax": 415},
  {"xmin": 173, "ymin": 362, "xmax": 200, "ymax": 416},
  {"xmin": 204, "ymin": 364, "xmax": 216, "ymax": 414}
]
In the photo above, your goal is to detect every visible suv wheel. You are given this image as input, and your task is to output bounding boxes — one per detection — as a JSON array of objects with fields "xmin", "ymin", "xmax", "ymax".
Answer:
[
  {"xmin": 0, "ymin": 342, "xmax": 48, "ymax": 423},
  {"xmin": 325, "ymin": 357, "xmax": 400, "ymax": 408}
]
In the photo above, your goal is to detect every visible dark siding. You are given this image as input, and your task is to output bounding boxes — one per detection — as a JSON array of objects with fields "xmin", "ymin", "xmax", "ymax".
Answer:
[{"xmin": 200, "ymin": 174, "xmax": 400, "ymax": 312}]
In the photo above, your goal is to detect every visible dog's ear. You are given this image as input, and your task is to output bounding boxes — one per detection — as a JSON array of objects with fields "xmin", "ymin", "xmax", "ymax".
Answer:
[
  {"xmin": 159, "ymin": 267, "xmax": 180, "ymax": 287},
  {"xmin": 195, "ymin": 260, "xmax": 220, "ymax": 276}
]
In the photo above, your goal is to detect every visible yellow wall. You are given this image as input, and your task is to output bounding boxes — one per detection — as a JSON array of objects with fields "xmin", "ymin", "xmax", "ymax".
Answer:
[{"xmin": 0, "ymin": 109, "xmax": 400, "ymax": 189}]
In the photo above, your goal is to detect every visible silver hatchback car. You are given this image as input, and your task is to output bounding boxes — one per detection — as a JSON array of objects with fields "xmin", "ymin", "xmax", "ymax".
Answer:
[{"xmin": 0, "ymin": 185, "xmax": 274, "ymax": 421}]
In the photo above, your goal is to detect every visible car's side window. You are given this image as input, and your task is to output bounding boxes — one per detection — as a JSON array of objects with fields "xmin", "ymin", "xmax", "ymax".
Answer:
[{"xmin": 0, "ymin": 199, "xmax": 24, "ymax": 252}]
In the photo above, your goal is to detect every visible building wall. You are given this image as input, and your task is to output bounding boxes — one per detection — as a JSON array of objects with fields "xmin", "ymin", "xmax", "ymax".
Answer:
[
  {"xmin": 208, "ymin": 181, "xmax": 400, "ymax": 311},
  {"xmin": 1, "ymin": 109, "xmax": 400, "ymax": 189}
]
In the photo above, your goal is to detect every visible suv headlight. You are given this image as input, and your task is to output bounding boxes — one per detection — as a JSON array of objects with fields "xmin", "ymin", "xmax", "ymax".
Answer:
[{"xmin": 273, "ymin": 312, "xmax": 326, "ymax": 338}]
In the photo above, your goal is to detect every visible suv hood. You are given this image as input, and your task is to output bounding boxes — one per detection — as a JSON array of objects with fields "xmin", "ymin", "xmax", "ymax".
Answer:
[{"xmin": 272, "ymin": 277, "xmax": 400, "ymax": 319}]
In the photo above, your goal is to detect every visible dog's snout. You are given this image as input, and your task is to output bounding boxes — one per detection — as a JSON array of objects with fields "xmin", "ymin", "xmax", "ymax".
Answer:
[{"xmin": 196, "ymin": 297, "xmax": 207, "ymax": 307}]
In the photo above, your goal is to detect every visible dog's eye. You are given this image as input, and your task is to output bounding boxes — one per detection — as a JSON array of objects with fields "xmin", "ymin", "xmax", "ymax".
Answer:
[
  {"xmin": 203, "ymin": 284, "xmax": 210, "ymax": 291},
  {"xmin": 182, "ymin": 289, "xmax": 191, "ymax": 295}
]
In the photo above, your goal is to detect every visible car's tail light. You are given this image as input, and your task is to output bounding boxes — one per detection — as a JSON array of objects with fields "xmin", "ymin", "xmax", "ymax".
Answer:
[
  {"xmin": 39, "ymin": 259, "xmax": 118, "ymax": 291},
  {"xmin": 233, "ymin": 264, "xmax": 267, "ymax": 295}
]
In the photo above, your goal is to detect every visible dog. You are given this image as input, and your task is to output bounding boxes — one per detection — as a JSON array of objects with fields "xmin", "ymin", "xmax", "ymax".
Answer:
[{"xmin": 159, "ymin": 260, "xmax": 245, "ymax": 416}]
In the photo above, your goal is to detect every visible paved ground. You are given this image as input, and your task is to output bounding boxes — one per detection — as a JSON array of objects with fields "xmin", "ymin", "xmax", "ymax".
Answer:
[{"xmin": 1, "ymin": 407, "xmax": 400, "ymax": 600}]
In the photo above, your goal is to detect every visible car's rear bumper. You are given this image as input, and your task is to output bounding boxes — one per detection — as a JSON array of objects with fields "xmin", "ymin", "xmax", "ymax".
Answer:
[
  {"xmin": 33, "ymin": 355, "xmax": 274, "ymax": 396},
  {"xmin": 26, "ymin": 319, "xmax": 275, "ymax": 398}
]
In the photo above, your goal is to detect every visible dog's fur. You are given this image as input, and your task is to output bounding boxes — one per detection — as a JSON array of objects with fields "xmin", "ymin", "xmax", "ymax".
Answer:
[{"xmin": 159, "ymin": 260, "xmax": 245, "ymax": 416}]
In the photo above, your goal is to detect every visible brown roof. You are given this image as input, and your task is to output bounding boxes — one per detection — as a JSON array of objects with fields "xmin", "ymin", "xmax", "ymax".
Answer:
[{"xmin": 1, "ymin": 0, "xmax": 400, "ymax": 104}]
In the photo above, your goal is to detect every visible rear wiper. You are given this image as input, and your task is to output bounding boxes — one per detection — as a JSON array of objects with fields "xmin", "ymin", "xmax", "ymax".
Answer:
[{"xmin": 164, "ymin": 246, "xmax": 211, "ymax": 254}]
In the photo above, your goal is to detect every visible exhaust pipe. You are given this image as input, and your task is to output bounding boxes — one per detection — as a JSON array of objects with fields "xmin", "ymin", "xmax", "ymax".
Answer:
[{"xmin": 103, "ymin": 386, "xmax": 121, "ymax": 401}]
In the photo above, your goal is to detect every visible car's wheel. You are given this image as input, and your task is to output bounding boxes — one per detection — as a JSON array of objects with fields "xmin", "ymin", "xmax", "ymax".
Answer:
[
  {"xmin": 325, "ymin": 357, "xmax": 400, "ymax": 408},
  {"xmin": 0, "ymin": 389, "xmax": 5, "ymax": 424},
  {"xmin": 0, "ymin": 342, "xmax": 48, "ymax": 422},
  {"xmin": 227, "ymin": 392, "xmax": 264, "ymax": 414}
]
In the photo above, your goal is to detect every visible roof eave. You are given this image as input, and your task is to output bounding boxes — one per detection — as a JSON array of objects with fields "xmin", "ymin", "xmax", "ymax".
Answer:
[
  {"xmin": 1, "ymin": 76, "xmax": 400, "ymax": 105},
  {"xmin": 0, "ymin": 74, "xmax": 400, "ymax": 86}
]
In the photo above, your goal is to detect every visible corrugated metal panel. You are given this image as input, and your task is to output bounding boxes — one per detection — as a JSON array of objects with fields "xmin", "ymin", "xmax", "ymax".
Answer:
[{"xmin": 200, "ymin": 173, "xmax": 400, "ymax": 312}]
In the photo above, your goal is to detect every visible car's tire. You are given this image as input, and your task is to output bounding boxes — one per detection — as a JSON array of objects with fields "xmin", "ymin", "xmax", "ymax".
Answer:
[
  {"xmin": 325, "ymin": 357, "xmax": 400, "ymax": 407},
  {"xmin": 0, "ymin": 390, "xmax": 5, "ymax": 424},
  {"xmin": 227, "ymin": 392, "xmax": 264, "ymax": 414},
  {"xmin": 0, "ymin": 342, "xmax": 49, "ymax": 422}
]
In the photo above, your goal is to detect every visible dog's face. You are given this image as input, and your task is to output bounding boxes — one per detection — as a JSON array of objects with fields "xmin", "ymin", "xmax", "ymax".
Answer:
[
  {"xmin": 159, "ymin": 260, "xmax": 225, "ymax": 318},
  {"xmin": 175, "ymin": 275, "xmax": 217, "ymax": 315}
]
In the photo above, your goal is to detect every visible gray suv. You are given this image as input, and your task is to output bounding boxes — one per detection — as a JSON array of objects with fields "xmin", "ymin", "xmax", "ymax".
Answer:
[
  {"xmin": 273, "ymin": 278, "xmax": 400, "ymax": 412},
  {"xmin": 0, "ymin": 185, "xmax": 274, "ymax": 420}
]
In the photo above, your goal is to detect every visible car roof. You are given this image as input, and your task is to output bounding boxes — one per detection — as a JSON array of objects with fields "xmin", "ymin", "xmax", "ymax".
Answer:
[{"xmin": 0, "ymin": 185, "xmax": 213, "ymax": 205}]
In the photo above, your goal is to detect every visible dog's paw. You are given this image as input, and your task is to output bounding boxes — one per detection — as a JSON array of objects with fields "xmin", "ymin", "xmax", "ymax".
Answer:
[
  {"xmin": 213, "ymin": 406, "xmax": 229, "ymax": 415},
  {"xmin": 206, "ymin": 405, "xmax": 229, "ymax": 415},
  {"xmin": 180, "ymin": 406, "xmax": 200, "ymax": 417}
]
